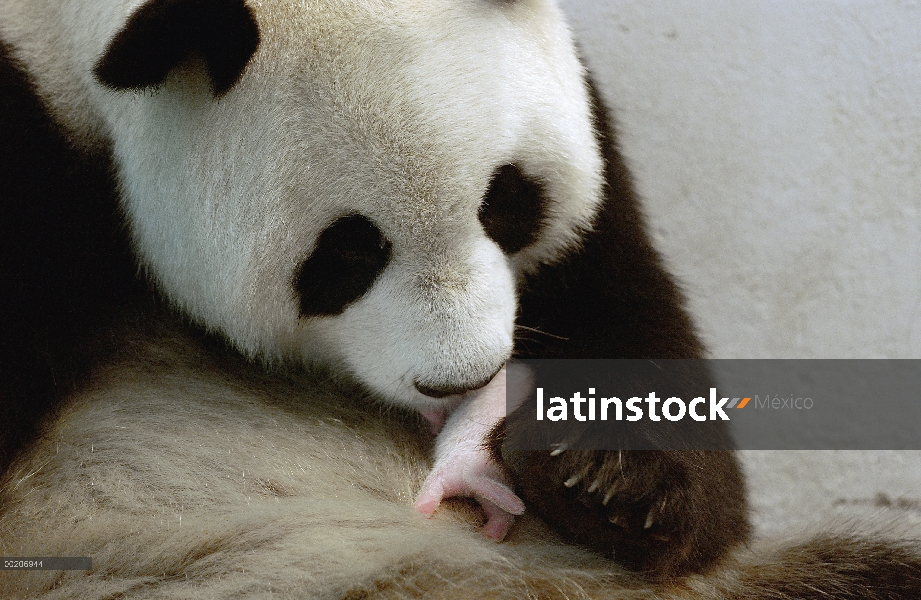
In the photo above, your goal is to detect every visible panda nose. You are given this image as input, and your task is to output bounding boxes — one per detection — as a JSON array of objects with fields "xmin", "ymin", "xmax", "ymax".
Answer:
[{"xmin": 413, "ymin": 366, "xmax": 503, "ymax": 398}]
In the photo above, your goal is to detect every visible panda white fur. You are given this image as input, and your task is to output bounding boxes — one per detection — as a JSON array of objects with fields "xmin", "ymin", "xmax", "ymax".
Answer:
[{"xmin": 1, "ymin": 0, "xmax": 919, "ymax": 598}]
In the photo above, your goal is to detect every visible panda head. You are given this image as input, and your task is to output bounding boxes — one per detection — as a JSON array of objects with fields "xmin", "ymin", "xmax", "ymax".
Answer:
[{"xmin": 89, "ymin": 0, "xmax": 603, "ymax": 412}]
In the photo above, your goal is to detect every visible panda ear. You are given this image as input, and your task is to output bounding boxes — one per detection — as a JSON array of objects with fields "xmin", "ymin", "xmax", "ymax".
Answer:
[{"xmin": 94, "ymin": 0, "xmax": 260, "ymax": 97}]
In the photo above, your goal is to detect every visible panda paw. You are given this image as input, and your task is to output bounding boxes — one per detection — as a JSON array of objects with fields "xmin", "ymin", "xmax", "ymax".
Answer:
[{"xmin": 505, "ymin": 447, "xmax": 748, "ymax": 579}]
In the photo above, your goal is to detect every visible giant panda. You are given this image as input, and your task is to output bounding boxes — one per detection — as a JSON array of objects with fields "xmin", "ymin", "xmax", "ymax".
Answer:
[{"xmin": 0, "ymin": 0, "xmax": 919, "ymax": 598}]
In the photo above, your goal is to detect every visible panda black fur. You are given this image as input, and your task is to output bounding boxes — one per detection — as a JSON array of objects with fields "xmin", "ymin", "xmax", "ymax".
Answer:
[{"xmin": 1, "ymin": 1, "xmax": 919, "ymax": 597}]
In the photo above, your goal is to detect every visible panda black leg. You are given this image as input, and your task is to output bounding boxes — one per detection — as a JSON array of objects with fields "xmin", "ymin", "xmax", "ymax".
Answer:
[
  {"xmin": 500, "ymin": 444, "xmax": 748, "ymax": 579},
  {"xmin": 504, "ymin": 75, "xmax": 751, "ymax": 579}
]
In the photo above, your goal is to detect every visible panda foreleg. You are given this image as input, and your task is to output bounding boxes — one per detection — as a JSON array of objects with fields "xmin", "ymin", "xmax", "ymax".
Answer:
[
  {"xmin": 414, "ymin": 365, "xmax": 528, "ymax": 540},
  {"xmin": 492, "ymin": 77, "xmax": 750, "ymax": 579}
]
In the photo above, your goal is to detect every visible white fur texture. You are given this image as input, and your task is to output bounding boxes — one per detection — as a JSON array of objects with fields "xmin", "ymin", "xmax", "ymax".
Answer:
[
  {"xmin": 2, "ymin": 329, "xmax": 918, "ymax": 598},
  {"xmin": 0, "ymin": 331, "xmax": 636, "ymax": 599},
  {"xmin": 0, "ymin": 0, "xmax": 604, "ymax": 410}
]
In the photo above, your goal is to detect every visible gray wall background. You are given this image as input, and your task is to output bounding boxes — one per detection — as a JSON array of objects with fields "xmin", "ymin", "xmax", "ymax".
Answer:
[
  {"xmin": 561, "ymin": 0, "xmax": 920, "ymax": 359},
  {"xmin": 559, "ymin": 0, "xmax": 921, "ymax": 538}
]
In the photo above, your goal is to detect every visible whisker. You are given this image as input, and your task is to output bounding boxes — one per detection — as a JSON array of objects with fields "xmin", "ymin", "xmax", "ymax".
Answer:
[{"xmin": 514, "ymin": 325, "xmax": 568, "ymax": 341}]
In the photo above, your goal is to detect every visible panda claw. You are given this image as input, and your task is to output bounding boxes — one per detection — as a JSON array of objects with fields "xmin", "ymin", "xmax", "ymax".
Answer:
[
  {"xmin": 643, "ymin": 496, "xmax": 667, "ymax": 529},
  {"xmin": 563, "ymin": 461, "xmax": 594, "ymax": 488},
  {"xmin": 549, "ymin": 443, "xmax": 568, "ymax": 456},
  {"xmin": 608, "ymin": 514, "xmax": 629, "ymax": 529},
  {"xmin": 602, "ymin": 486, "xmax": 617, "ymax": 506}
]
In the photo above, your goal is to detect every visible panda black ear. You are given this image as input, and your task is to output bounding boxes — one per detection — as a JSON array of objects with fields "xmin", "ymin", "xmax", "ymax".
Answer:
[{"xmin": 94, "ymin": 0, "xmax": 260, "ymax": 97}]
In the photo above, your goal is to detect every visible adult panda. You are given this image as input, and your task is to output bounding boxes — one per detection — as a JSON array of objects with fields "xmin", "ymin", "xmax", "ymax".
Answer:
[{"xmin": 0, "ymin": 0, "xmax": 918, "ymax": 598}]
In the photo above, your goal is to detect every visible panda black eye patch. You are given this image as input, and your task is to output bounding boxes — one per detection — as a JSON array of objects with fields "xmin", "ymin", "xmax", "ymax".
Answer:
[
  {"xmin": 478, "ymin": 163, "xmax": 548, "ymax": 255},
  {"xmin": 292, "ymin": 215, "xmax": 392, "ymax": 318}
]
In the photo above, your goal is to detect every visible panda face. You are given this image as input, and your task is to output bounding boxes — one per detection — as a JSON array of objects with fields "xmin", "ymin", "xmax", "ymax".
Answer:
[{"xmin": 58, "ymin": 0, "xmax": 605, "ymax": 409}]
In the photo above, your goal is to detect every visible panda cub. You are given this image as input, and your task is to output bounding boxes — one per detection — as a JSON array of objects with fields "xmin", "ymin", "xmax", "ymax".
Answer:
[{"xmin": 1, "ymin": 0, "xmax": 919, "ymax": 597}]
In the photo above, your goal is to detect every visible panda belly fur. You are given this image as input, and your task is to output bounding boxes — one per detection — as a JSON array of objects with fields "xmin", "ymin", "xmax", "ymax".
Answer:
[{"xmin": 1, "ymin": 1, "xmax": 920, "ymax": 598}]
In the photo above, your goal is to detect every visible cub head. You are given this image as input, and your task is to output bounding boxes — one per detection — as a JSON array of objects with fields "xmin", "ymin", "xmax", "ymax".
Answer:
[{"xmin": 89, "ymin": 0, "xmax": 603, "ymax": 411}]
